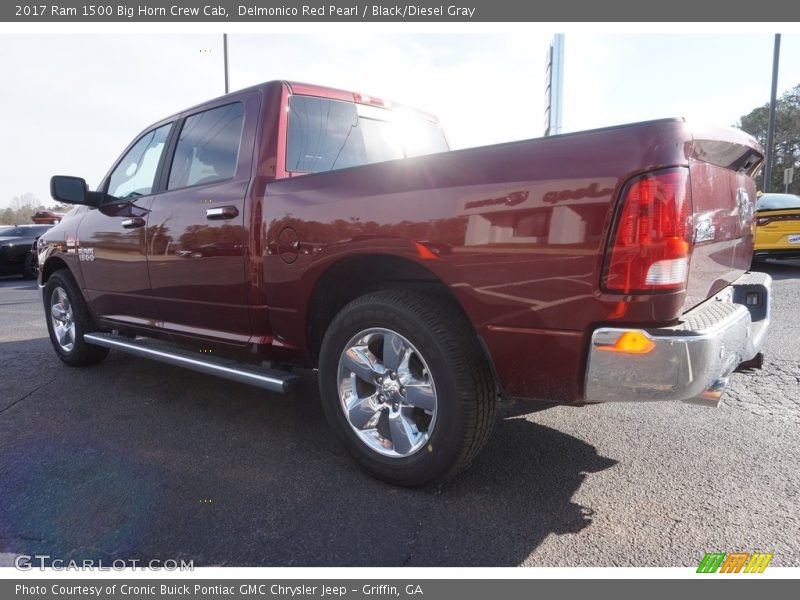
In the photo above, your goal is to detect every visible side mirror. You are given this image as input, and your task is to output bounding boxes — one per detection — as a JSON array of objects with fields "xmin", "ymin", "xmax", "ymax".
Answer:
[{"xmin": 50, "ymin": 176, "xmax": 102, "ymax": 207}]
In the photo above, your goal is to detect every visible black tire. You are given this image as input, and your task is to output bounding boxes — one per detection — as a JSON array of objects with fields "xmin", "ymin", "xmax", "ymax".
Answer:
[
  {"xmin": 21, "ymin": 254, "xmax": 37, "ymax": 280},
  {"xmin": 44, "ymin": 269, "xmax": 109, "ymax": 367},
  {"xmin": 319, "ymin": 290, "xmax": 496, "ymax": 486}
]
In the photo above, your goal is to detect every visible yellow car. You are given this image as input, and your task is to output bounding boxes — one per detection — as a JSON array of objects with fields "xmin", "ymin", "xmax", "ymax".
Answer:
[{"xmin": 753, "ymin": 193, "xmax": 800, "ymax": 261}]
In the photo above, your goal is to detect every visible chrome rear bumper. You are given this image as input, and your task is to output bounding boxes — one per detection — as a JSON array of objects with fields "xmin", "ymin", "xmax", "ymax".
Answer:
[{"xmin": 584, "ymin": 272, "xmax": 772, "ymax": 407}]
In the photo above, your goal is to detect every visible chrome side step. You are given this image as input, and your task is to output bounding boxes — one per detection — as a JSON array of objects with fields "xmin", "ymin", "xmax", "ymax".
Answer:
[{"xmin": 84, "ymin": 332, "xmax": 299, "ymax": 394}]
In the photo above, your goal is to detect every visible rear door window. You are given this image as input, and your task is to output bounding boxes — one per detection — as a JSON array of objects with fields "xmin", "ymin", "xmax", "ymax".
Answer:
[{"xmin": 167, "ymin": 103, "xmax": 244, "ymax": 190}]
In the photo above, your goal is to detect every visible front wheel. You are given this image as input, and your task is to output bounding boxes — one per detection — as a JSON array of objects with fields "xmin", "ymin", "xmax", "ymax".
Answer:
[
  {"xmin": 44, "ymin": 270, "xmax": 109, "ymax": 367},
  {"xmin": 319, "ymin": 290, "xmax": 496, "ymax": 486},
  {"xmin": 21, "ymin": 254, "xmax": 37, "ymax": 279}
]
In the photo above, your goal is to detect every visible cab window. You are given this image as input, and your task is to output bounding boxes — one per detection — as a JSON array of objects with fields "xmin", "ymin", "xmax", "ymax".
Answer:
[
  {"xmin": 286, "ymin": 95, "xmax": 448, "ymax": 174},
  {"xmin": 167, "ymin": 103, "xmax": 244, "ymax": 190},
  {"xmin": 107, "ymin": 123, "xmax": 172, "ymax": 200}
]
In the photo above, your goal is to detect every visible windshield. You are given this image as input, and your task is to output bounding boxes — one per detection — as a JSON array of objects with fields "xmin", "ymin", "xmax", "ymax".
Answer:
[
  {"xmin": 286, "ymin": 95, "xmax": 449, "ymax": 173},
  {"xmin": 0, "ymin": 226, "xmax": 50, "ymax": 237},
  {"xmin": 757, "ymin": 193, "xmax": 800, "ymax": 211}
]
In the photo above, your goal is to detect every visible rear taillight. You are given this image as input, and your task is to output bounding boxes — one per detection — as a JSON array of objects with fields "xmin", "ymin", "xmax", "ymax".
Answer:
[
  {"xmin": 757, "ymin": 214, "xmax": 800, "ymax": 226},
  {"xmin": 603, "ymin": 167, "xmax": 693, "ymax": 294}
]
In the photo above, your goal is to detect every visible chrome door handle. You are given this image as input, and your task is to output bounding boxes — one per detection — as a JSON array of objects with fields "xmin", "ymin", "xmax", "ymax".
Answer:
[
  {"xmin": 206, "ymin": 206, "xmax": 239, "ymax": 220},
  {"xmin": 121, "ymin": 217, "xmax": 145, "ymax": 229}
]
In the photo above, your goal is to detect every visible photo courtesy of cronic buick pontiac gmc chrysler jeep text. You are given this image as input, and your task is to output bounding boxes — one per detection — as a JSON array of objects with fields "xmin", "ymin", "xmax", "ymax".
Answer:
[{"xmin": 37, "ymin": 80, "xmax": 772, "ymax": 486}]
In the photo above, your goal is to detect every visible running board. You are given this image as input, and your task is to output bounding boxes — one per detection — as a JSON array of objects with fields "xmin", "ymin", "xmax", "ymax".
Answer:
[{"xmin": 84, "ymin": 332, "xmax": 299, "ymax": 394}]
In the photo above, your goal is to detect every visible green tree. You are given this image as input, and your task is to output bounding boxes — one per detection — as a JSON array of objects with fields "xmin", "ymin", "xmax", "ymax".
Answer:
[
  {"xmin": 0, "ymin": 195, "xmax": 72, "ymax": 225},
  {"xmin": 0, "ymin": 194, "xmax": 38, "ymax": 225},
  {"xmin": 0, "ymin": 207, "xmax": 14, "ymax": 225},
  {"xmin": 737, "ymin": 83, "xmax": 800, "ymax": 194}
]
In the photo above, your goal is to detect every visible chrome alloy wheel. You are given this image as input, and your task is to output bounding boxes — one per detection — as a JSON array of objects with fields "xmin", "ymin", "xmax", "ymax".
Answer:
[
  {"xmin": 337, "ymin": 328, "xmax": 437, "ymax": 458},
  {"xmin": 50, "ymin": 286, "xmax": 76, "ymax": 352}
]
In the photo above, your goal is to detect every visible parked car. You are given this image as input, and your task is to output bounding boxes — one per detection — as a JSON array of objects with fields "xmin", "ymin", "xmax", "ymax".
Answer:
[
  {"xmin": 38, "ymin": 81, "xmax": 771, "ymax": 485},
  {"xmin": 753, "ymin": 193, "xmax": 800, "ymax": 262},
  {"xmin": 0, "ymin": 224, "xmax": 53, "ymax": 279},
  {"xmin": 32, "ymin": 209, "xmax": 66, "ymax": 224}
]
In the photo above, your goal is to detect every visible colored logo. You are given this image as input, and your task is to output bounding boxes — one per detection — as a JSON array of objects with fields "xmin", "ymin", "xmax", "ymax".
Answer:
[{"xmin": 697, "ymin": 552, "xmax": 773, "ymax": 573}]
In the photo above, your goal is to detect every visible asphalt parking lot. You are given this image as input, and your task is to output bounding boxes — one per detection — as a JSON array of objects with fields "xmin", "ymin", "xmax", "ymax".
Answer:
[{"xmin": 1, "ymin": 263, "xmax": 799, "ymax": 567}]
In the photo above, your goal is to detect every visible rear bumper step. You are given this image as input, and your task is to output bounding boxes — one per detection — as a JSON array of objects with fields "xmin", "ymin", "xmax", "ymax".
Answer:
[
  {"xmin": 583, "ymin": 271, "xmax": 772, "ymax": 407},
  {"xmin": 84, "ymin": 333, "xmax": 299, "ymax": 394}
]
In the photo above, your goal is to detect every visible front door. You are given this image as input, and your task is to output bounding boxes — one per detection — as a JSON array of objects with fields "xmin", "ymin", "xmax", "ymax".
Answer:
[
  {"xmin": 145, "ymin": 93, "xmax": 259, "ymax": 344},
  {"xmin": 77, "ymin": 121, "xmax": 173, "ymax": 326}
]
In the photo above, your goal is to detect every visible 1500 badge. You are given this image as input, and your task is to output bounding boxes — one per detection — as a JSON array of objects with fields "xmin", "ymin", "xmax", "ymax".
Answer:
[{"xmin": 78, "ymin": 247, "xmax": 95, "ymax": 262}]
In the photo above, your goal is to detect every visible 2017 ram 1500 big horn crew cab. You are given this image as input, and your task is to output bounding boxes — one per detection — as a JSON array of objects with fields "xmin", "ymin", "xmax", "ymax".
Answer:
[{"xmin": 39, "ymin": 81, "xmax": 771, "ymax": 485}]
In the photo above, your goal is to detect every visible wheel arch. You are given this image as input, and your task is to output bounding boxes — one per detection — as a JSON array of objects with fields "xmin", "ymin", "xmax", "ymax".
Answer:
[
  {"xmin": 305, "ymin": 253, "xmax": 474, "ymax": 360},
  {"xmin": 39, "ymin": 255, "xmax": 92, "ymax": 318},
  {"xmin": 40, "ymin": 255, "xmax": 72, "ymax": 284}
]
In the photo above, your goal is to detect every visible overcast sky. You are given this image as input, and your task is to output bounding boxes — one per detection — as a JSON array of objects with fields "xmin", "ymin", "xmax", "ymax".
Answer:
[{"xmin": 1, "ymin": 32, "xmax": 798, "ymax": 208}]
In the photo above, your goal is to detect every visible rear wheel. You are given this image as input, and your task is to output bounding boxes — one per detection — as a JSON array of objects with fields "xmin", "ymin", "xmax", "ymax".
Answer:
[
  {"xmin": 319, "ymin": 290, "xmax": 496, "ymax": 486},
  {"xmin": 44, "ymin": 270, "xmax": 109, "ymax": 367}
]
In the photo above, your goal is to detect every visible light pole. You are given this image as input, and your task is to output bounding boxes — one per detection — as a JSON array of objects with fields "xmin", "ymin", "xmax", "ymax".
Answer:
[
  {"xmin": 223, "ymin": 33, "xmax": 229, "ymax": 94},
  {"xmin": 543, "ymin": 34, "xmax": 564, "ymax": 137},
  {"xmin": 763, "ymin": 34, "xmax": 781, "ymax": 193}
]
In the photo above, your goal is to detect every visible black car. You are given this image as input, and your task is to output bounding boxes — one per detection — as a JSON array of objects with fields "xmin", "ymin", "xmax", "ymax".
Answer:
[{"xmin": 0, "ymin": 224, "xmax": 53, "ymax": 279}]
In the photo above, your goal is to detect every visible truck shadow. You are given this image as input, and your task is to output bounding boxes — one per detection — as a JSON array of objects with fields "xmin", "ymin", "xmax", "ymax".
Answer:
[
  {"xmin": 0, "ymin": 342, "xmax": 616, "ymax": 567},
  {"xmin": 752, "ymin": 259, "xmax": 800, "ymax": 281}
]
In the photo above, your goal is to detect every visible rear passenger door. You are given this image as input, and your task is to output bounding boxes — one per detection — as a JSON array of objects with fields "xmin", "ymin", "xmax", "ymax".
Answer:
[{"xmin": 145, "ymin": 91, "xmax": 260, "ymax": 344}]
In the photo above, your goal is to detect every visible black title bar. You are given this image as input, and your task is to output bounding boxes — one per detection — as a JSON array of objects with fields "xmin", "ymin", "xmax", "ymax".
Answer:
[
  {"xmin": 4, "ymin": 0, "xmax": 800, "ymax": 21},
  {"xmin": 5, "ymin": 579, "xmax": 799, "ymax": 600}
]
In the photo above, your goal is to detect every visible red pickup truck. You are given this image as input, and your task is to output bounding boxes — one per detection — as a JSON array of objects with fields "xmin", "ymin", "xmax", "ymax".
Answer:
[{"xmin": 39, "ymin": 80, "xmax": 771, "ymax": 486}]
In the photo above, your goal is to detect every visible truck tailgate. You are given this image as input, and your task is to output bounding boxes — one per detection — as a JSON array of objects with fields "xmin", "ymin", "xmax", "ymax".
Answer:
[{"xmin": 684, "ymin": 127, "xmax": 763, "ymax": 309}]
